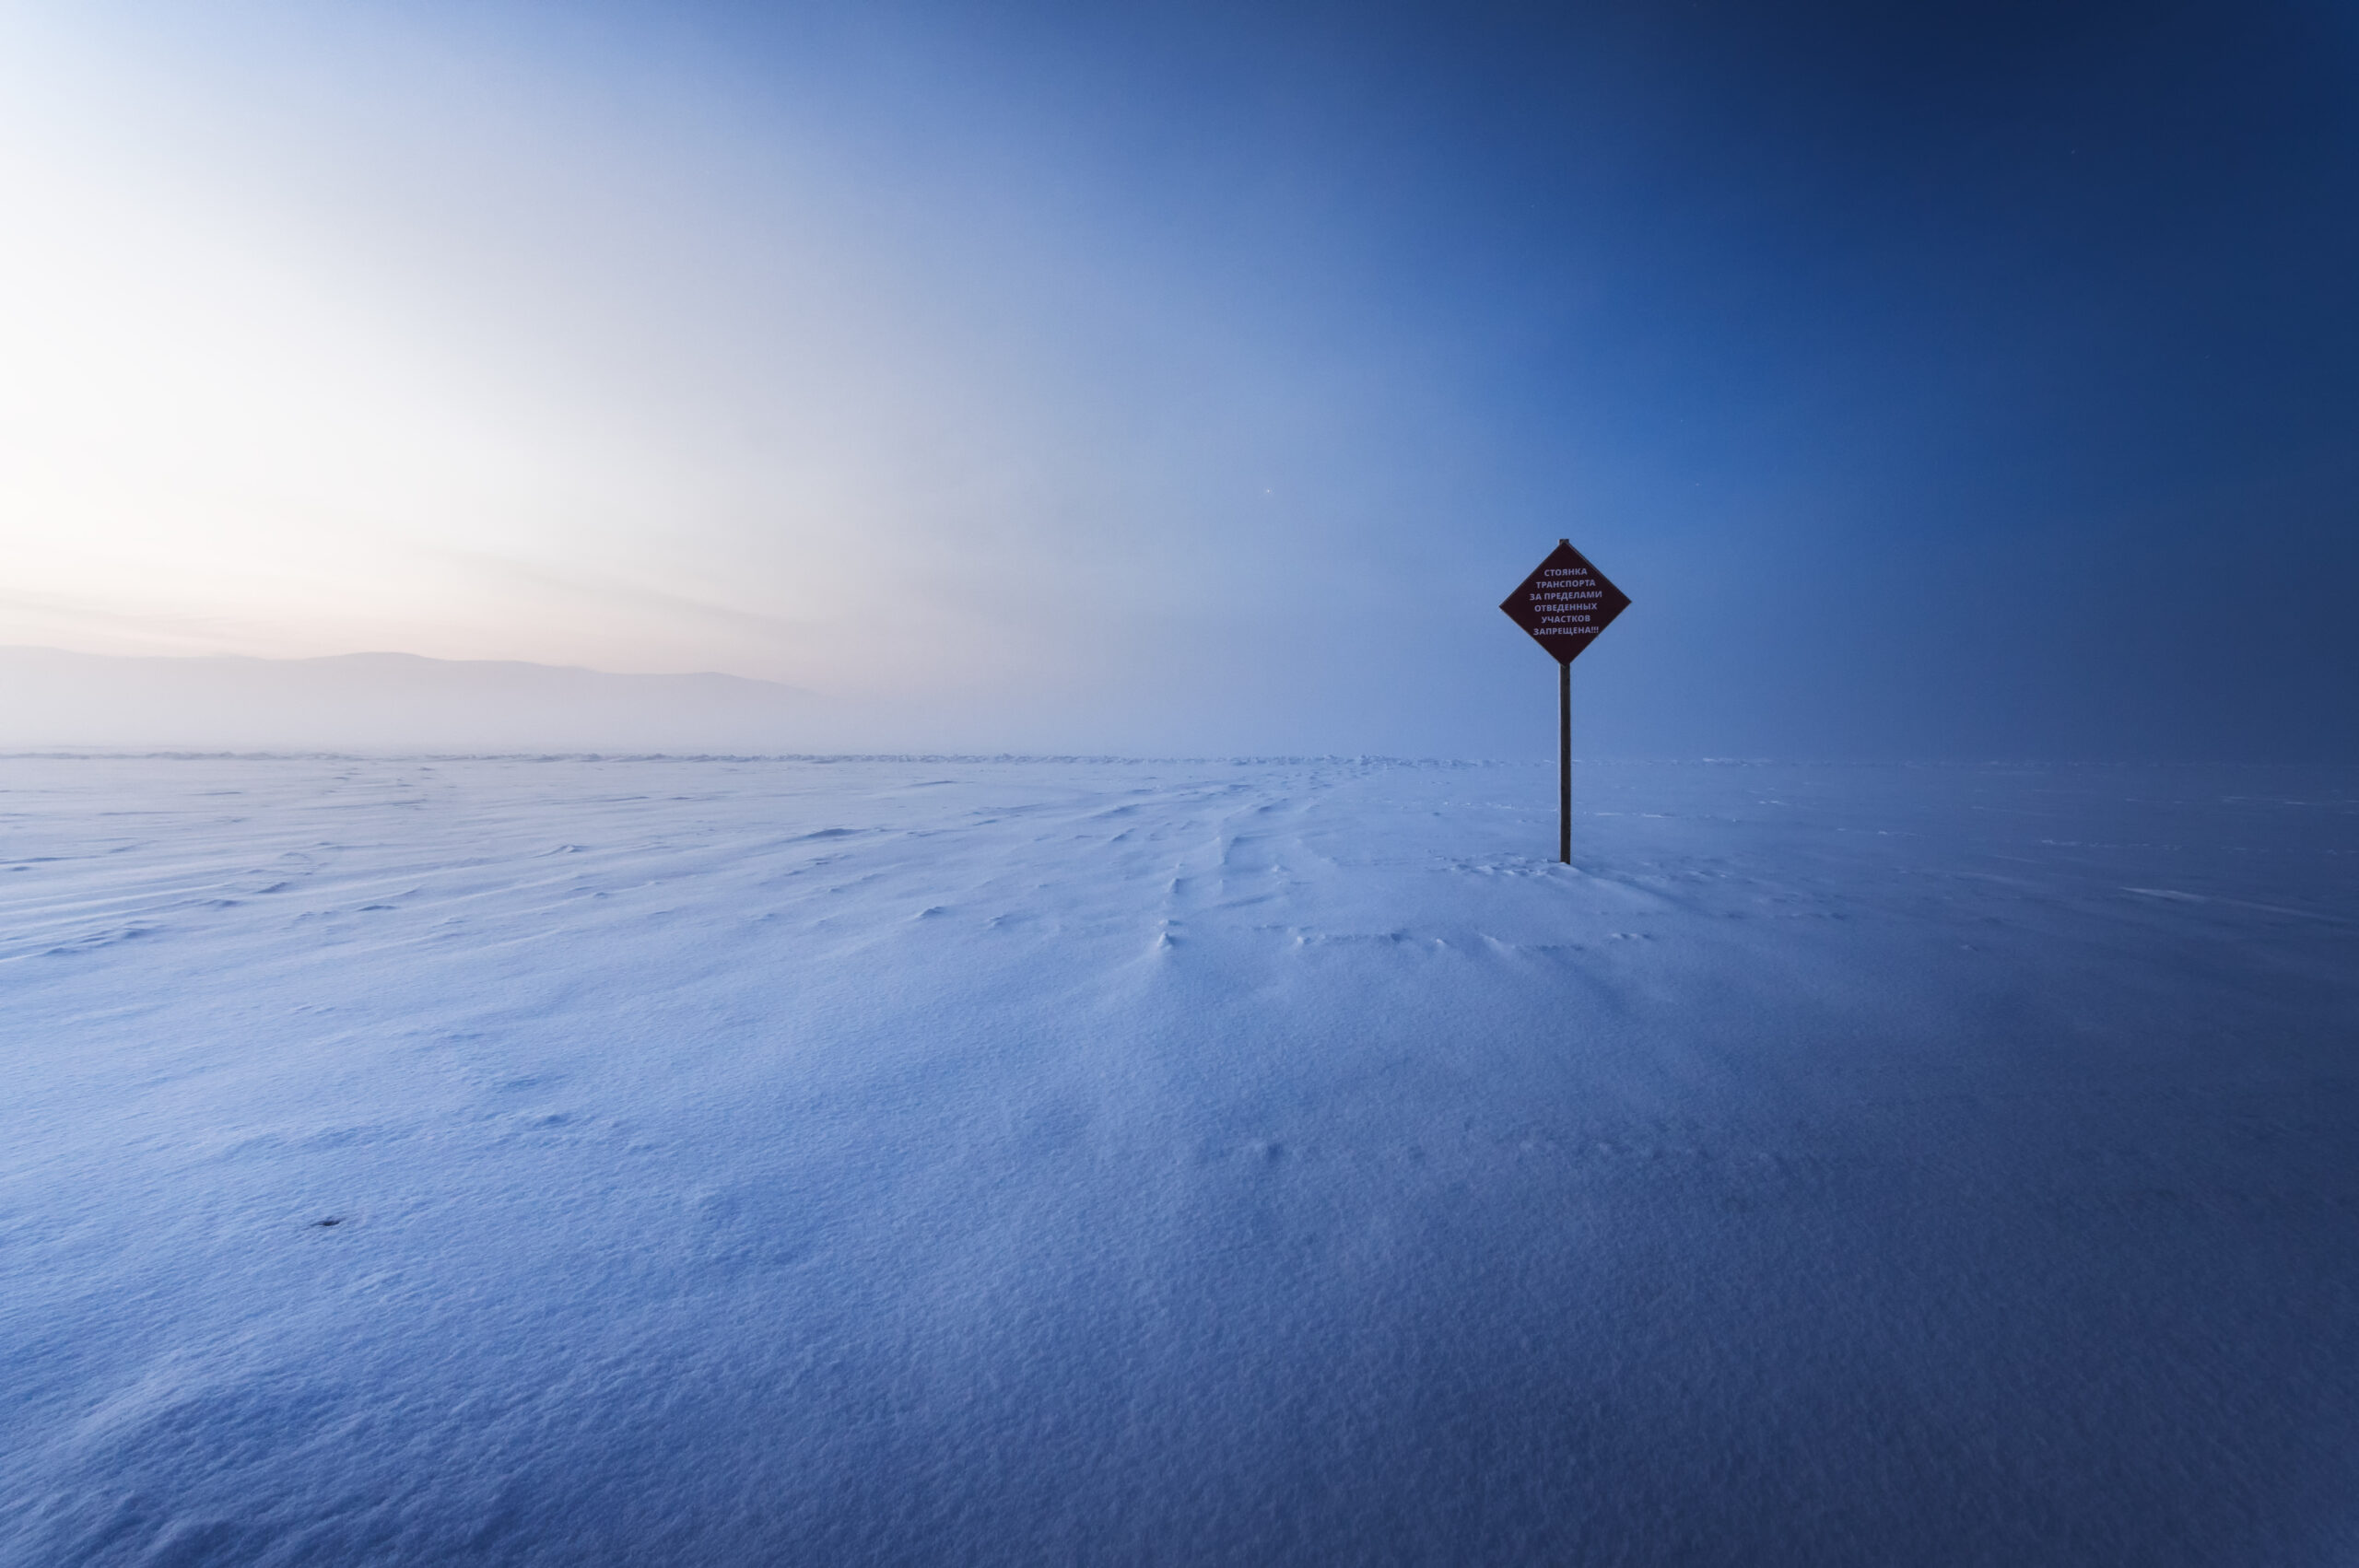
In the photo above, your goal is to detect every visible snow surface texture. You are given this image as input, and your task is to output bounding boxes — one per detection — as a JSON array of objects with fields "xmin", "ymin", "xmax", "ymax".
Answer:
[{"xmin": 4, "ymin": 755, "xmax": 2356, "ymax": 1566}]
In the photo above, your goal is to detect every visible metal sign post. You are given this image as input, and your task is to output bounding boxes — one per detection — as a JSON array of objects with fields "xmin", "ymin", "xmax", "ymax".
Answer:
[
  {"xmin": 1500, "ymin": 539, "xmax": 1630, "ymax": 864},
  {"xmin": 1560, "ymin": 656, "xmax": 1571, "ymax": 864}
]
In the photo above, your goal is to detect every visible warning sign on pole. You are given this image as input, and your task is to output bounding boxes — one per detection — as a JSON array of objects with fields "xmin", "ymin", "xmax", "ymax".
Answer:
[{"xmin": 1500, "ymin": 540, "xmax": 1630, "ymax": 864}]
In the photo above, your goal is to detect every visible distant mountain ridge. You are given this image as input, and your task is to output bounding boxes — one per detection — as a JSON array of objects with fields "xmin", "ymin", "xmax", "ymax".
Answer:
[{"xmin": 0, "ymin": 647, "xmax": 829, "ymax": 753}]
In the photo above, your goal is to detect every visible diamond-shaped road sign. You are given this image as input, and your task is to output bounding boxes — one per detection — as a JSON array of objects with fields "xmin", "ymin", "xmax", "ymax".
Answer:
[
  {"xmin": 1500, "ymin": 539, "xmax": 1630, "ymax": 663},
  {"xmin": 1503, "ymin": 538, "xmax": 1629, "ymax": 866}
]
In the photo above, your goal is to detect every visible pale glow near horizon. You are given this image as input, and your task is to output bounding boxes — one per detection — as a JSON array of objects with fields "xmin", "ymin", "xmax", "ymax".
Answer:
[{"xmin": 0, "ymin": 5, "xmax": 1376, "ymax": 709}]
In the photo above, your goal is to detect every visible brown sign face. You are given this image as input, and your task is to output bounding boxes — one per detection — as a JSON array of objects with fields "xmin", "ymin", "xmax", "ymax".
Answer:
[{"xmin": 1500, "ymin": 539, "xmax": 1630, "ymax": 663}]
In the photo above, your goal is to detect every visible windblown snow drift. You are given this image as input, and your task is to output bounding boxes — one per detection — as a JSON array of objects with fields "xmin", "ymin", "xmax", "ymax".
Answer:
[{"xmin": 4, "ymin": 756, "xmax": 2355, "ymax": 1565}]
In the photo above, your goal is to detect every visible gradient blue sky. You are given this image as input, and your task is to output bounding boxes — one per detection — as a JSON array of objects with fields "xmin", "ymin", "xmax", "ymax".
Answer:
[{"xmin": 3, "ymin": 0, "xmax": 2353, "ymax": 757}]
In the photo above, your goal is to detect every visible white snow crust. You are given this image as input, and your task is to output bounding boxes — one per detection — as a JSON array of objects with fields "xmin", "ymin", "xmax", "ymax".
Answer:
[{"xmin": 4, "ymin": 755, "xmax": 2356, "ymax": 1565}]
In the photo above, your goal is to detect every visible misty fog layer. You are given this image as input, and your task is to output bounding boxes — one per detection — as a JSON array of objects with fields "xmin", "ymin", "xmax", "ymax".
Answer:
[{"xmin": 4, "ymin": 1, "xmax": 2354, "ymax": 759}]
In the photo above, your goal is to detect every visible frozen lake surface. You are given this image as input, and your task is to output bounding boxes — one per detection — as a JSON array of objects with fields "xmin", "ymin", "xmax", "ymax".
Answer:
[{"xmin": 4, "ymin": 755, "xmax": 2356, "ymax": 1565}]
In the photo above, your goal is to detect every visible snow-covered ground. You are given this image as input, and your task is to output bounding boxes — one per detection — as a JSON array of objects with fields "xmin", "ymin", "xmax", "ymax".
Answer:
[{"xmin": 5, "ymin": 755, "xmax": 2355, "ymax": 1566}]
